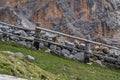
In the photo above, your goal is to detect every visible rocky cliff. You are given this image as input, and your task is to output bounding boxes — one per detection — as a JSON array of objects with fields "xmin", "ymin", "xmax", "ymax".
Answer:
[{"xmin": 0, "ymin": 0, "xmax": 120, "ymax": 41}]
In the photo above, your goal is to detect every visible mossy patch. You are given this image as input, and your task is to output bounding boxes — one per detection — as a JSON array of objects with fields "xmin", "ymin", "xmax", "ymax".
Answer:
[{"xmin": 0, "ymin": 51, "xmax": 59, "ymax": 80}]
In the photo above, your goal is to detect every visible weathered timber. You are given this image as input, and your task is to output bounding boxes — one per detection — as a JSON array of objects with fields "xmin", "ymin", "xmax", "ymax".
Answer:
[
  {"xmin": 34, "ymin": 27, "xmax": 41, "ymax": 50},
  {"xmin": 84, "ymin": 35, "xmax": 91, "ymax": 63},
  {"xmin": 0, "ymin": 22, "xmax": 35, "ymax": 31}
]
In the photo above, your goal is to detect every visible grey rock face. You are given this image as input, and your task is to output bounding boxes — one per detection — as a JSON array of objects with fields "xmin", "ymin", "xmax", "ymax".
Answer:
[{"xmin": 57, "ymin": 0, "xmax": 77, "ymax": 22}]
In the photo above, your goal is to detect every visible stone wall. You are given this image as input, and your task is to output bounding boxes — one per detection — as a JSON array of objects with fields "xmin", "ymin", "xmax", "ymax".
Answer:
[{"xmin": 0, "ymin": 23, "xmax": 120, "ymax": 68}]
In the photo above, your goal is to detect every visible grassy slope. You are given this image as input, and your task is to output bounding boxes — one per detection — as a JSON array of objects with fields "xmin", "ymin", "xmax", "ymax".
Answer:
[
  {"xmin": 0, "ymin": 51, "xmax": 58, "ymax": 80},
  {"xmin": 0, "ymin": 40, "xmax": 120, "ymax": 80}
]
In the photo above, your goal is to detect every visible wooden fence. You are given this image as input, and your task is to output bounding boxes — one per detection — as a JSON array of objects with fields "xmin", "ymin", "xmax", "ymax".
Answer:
[
  {"xmin": 0, "ymin": 21, "xmax": 120, "ymax": 63},
  {"xmin": 0, "ymin": 21, "xmax": 120, "ymax": 51}
]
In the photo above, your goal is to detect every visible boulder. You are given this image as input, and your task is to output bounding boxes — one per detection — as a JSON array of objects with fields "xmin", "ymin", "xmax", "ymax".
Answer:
[
  {"xmin": 0, "ymin": 24, "xmax": 3, "ymax": 28},
  {"xmin": 26, "ymin": 36, "xmax": 34, "ymax": 41},
  {"xmin": 117, "ymin": 57, "xmax": 120, "ymax": 65},
  {"xmin": 73, "ymin": 52, "xmax": 84, "ymax": 61},
  {"xmin": 56, "ymin": 46, "xmax": 62, "ymax": 51},
  {"xmin": 9, "ymin": 36, "xmax": 19, "ymax": 41},
  {"xmin": 26, "ymin": 55, "xmax": 35, "ymax": 61},
  {"xmin": 39, "ymin": 42, "xmax": 45, "ymax": 48},
  {"xmin": 65, "ymin": 41, "xmax": 75, "ymax": 47},
  {"xmin": 45, "ymin": 49, "xmax": 51, "ymax": 53},
  {"xmin": 95, "ymin": 60, "xmax": 105, "ymax": 67},
  {"xmin": 79, "ymin": 43, "xmax": 86, "ymax": 50},
  {"xmin": 71, "ymin": 50, "xmax": 78, "ymax": 55},
  {"xmin": 104, "ymin": 56, "xmax": 117, "ymax": 64},
  {"xmin": 43, "ymin": 42, "xmax": 49, "ymax": 47},
  {"xmin": 13, "ymin": 30, "xmax": 28, "ymax": 37},
  {"xmin": 17, "ymin": 41, "xmax": 27, "ymax": 46},
  {"xmin": 15, "ymin": 52, "xmax": 24, "ymax": 57},
  {"xmin": 13, "ymin": 30, "xmax": 23, "ymax": 35},
  {"xmin": 1, "ymin": 51, "xmax": 15, "ymax": 55},
  {"xmin": 26, "ymin": 42, "xmax": 33, "ymax": 48},
  {"xmin": 50, "ymin": 45, "xmax": 57, "ymax": 51},
  {"xmin": 1, "ymin": 26, "xmax": 9, "ymax": 32},
  {"xmin": 67, "ymin": 54, "xmax": 74, "ymax": 59},
  {"xmin": 51, "ymin": 50, "xmax": 63, "ymax": 56},
  {"xmin": 1, "ymin": 51, "xmax": 24, "ymax": 57},
  {"xmin": 62, "ymin": 49, "xmax": 70, "ymax": 57},
  {"xmin": 109, "ymin": 49, "xmax": 120, "ymax": 56}
]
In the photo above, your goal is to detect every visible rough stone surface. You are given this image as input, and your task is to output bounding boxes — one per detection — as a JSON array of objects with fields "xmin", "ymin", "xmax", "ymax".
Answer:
[
  {"xmin": 62, "ymin": 49, "xmax": 70, "ymax": 57},
  {"xmin": 0, "ymin": 0, "xmax": 119, "ymax": 40},
  {"xmin": 0, "ymin": 74, "xmax": 27, "ymax": 80},
  {"xmin": 39, "ymin": 42, "xmax": 45, "ymax": 48},
  {"xmin": 73, "ymin": 52, "xmax": 84, "ymax": 61},
  {"xmin": 0, "ymin": 0, "xmax": 120, "ymax": 68},
  {"xmin": 26, "ymin": 55, "xmax": 35, "ymax": 61}
]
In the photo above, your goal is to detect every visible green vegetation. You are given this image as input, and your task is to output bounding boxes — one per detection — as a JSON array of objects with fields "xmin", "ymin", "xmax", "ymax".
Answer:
[
  {"xmin": 0, "ymin": 51, "xmax": 58, "ymax": 80},
  {"xmin": 0, "ymin": 40, "xmax": 120, "ymax": 80}
]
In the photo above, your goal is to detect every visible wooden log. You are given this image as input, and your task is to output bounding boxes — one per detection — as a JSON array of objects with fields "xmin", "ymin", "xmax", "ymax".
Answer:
[
  {"xmin": 33, "ymin": 26, "xmax": 41, "ymax": 50},
  {"xmin": 84, "ymin": 35, "xmax": 91, "ymax": 63},
  {"xmin": 0, "ymin": 22, "xmax": 35, "ymax": 31},
  {"xmin": 85, "ymin": 35, "xmax": 91, "ymax": 52}
]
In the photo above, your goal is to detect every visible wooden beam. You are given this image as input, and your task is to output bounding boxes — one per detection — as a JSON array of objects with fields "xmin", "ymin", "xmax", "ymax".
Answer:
[
  {"xmin": 84, "ymin": 35, "xmax": 91, "ymax": 63},
  {"xmin": 0, "ymin": 22, "xmax": 35, "ymax": 31},
  {"xmin": 34, "ymin": 27, "xmax": 41, "ymax": 50}
]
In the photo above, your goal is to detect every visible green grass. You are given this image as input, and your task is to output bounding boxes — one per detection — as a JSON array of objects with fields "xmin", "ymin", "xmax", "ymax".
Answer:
[
  {"xmin": 0, "ymin": 40, "xmax": 120, "ymax": 80},
  {"xmin": 0, "ymin": 51, "xmax": 58, "ymax": 80}
]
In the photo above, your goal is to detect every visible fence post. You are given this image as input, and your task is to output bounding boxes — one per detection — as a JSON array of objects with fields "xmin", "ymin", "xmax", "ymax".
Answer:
[
  {"xmin": 84, "ymin": 35, "xmax": 91, "ymax": 63},
  {"xmin": 33, "ymin": 23, "xmax": 41, "ymax": 50}
]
